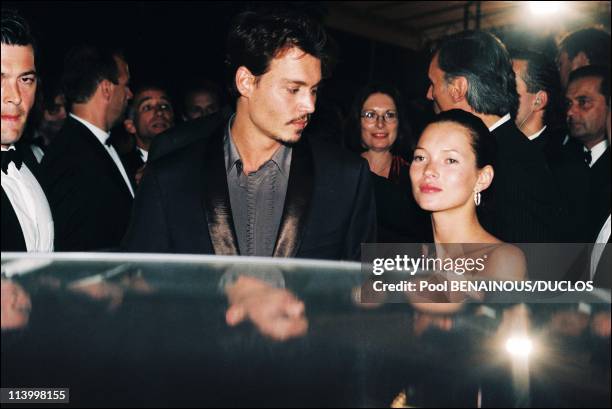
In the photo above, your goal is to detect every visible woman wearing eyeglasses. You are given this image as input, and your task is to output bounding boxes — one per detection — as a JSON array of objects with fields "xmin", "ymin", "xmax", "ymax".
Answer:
[
  {"xmin": 346, "ymin": 83, "xmax": 430, "ymax": 243},
  {"xmin": 346, "ymin": 83, "xmax": 412, "ymax": 186}
]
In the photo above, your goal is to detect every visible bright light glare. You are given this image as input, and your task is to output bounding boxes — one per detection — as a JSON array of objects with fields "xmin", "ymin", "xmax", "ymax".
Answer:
[
  {"xmin": 505, "ymin": 337, "xmax": 533, "ymax": 357},
  {"xmin": 529, "ymin": 2, "xmax": 562, "ymax": 15}
]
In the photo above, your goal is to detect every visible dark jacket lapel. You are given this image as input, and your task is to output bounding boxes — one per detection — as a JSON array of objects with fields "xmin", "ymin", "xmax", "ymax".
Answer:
[
  {"xmin": 68, "ymin": 117, "xmax": 133, "ymax": 200},
  {"xmin": 202, "ymin": 131, "xmax": 239, "ymax": 255},
  {"xmin": 1, "ymin": 188, "xmax": 27, "ymax": 251},
  {"xmin": 272, "ymin": 138, "xmax": 314, "ymax": 258}
]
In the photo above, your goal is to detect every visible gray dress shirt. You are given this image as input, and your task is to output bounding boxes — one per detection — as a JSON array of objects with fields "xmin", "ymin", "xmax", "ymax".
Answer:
[{"xmin": 224, "ymin": 120, "xmax": 292, "ymax": 257}]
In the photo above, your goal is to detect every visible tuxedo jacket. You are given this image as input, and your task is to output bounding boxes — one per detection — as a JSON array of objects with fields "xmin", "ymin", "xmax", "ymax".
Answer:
[
  {"xmin": 1, "ymin": 143, "xmax": 51, "ymax": 252},
  {"xmin": 41, "ymin": 116, "xmax": 134, "ymax": 251},
  {"xmin": 1, "ymin": 188, "xmax": 27, "ymax": 251},
  {"xmin": 147, "ymin": 110, "xmax": 228, "ymax": 162},
  {"xmin": 484, "ymin": 121, "xmax": 567, "ymax": 243},
  {"xmin": 120, "ymin": 147, "xmax": 145, "ymax": 188},
  {"xmin": 531, "ymin": 128, "xmax": 591, "ymax": 242},
  {"xmin": 122, "ymin": 119, "xmax": 377, "ymax": 261},
  {"xmin": 587, "ymin": 147, "xmax": 611, "ymax": 241}
]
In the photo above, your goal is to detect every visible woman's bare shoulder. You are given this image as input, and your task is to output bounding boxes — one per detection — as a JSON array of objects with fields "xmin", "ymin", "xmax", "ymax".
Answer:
[{"xmin": 482, "ymin": 243, "xmax": 527, "ymax": 280}]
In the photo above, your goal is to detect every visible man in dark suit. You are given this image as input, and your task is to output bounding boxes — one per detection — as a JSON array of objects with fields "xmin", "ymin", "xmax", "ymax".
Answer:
[
  {"xmin": 123, "ymin": 8, "xmax": 376, "ymax": 340},
  {"xmin": 41, "ymin": 46, "xmax": 134, "ymax": 251},
  {"xmin": 566, "ymin": 66, "xmax": 610, "ymax": 244},
  {"xmin": 123, "ymin": 10, "xmax": 375, "ymax": 260},
  {"xmin": 426, "ymin": 30, "xmax": 566, "ymax": 243},
  {"xmin": 590, "ymin": 100, "xmax": 611, "ymax": 288},
  {"xmin": 510, "ymin": 49, "xmax": 591, "ymax": 242},
  {"xmin": 121, "ymin": 84, "xmax": 175, "ymax": 186},
  {"xmin": 1, "ymin": 9, "xmax": 54, "ymax": 253}
]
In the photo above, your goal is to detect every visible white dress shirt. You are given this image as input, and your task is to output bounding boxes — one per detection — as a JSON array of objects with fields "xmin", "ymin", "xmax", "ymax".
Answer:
[
  {"xmin": 137, "ymin": 147, "xmax": 148, "ymax": 163},
  {"xmin": 591, "ymin": 214, "xmax": 611, "ymax": 280},
  {"xmin": 1, "ymin": 145, "xmax": 54, "ymax": 252},
  {"xmin": 487, "ymin": 113, "xmax": 511, "ymax": 132},
  {"xmin": 585, "ymin": 139, "xmax": 609, "ymax": 168},
  {"xmin": 527, "ymin": 125, "xmax": 547, "ymax": 141},
  {"xmin": 70, "ymin": 114, "xmax": 135, "ymax": 197}
]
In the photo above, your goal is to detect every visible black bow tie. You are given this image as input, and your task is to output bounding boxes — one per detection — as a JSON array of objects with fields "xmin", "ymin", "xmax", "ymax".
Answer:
[
  {"xmin": 105, "ymin": 135, "xmax": 113, "ymax": 147},
  {"xmin": 583, "ymin": 149, "xmax": 592, "ymax": 166},
  {"xmin": 1, "ymin": 148, "xmax": 23, "ymax": 174}
]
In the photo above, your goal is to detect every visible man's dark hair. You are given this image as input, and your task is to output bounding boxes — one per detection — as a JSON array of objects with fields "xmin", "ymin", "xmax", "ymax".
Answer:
[
  {"xmin": 182, "ymin": 79, "xmax": 222, "ymax": 112},
  {"xmin": 559, "ymin": 27, "xmax": 611, "ymax": 66},
  {"xmin": 125, "ymin": 83, "xmax": 173, "ymax": 121},
  {"xmin": 435, "ymin": 30, "xmax": 518, "ymax": 118},
  {"xmin": 568, "ymin": 65, "xmax": 610, "ymax": 107},
  {"xmin": 345, "ymin": 82, "xmax": 413, "ymax": 157},
  {"xmin": 510, "ymin": 49, "xmax": 564, "ymax": 129},
  {"xmin": 1, "ymin": 8, "xmax": 37, "ymax": 61},
  {"xmin": 225, "ymin": 6, "xmax": 332, "ymax": 99},
  {"xmin": 61, "ymin": 45, "xmax": 124, "ymax": 105}
]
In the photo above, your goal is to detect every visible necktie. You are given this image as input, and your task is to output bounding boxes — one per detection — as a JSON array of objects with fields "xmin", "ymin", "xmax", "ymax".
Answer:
[
  {"xmin": 583, "ymin": 149, "xmax": 592, "ymax": 166},
  {"xmin": 1, "ymin": 149, "xmax": 23, "ymax": 174}
]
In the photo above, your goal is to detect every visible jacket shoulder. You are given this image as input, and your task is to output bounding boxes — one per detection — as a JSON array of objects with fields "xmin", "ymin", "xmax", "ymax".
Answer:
[{"xmin": 148, "ymin": 112, "xmax": 227, "ymax": 162}]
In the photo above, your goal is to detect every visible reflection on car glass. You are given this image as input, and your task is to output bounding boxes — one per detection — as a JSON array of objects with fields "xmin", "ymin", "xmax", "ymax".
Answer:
[
  {"xmin": 68, "ymin": 263, "xmax": 141, "ymax": 287},
  {"xmin": 1, "ymin": 258, "xmax": 54, "ymax": 278}
]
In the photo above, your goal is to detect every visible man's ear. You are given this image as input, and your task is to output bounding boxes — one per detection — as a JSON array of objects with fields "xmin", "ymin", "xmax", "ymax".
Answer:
[
  {"xmin": 475, "ymin": 165, "xmax": 494, "ymax": 193},
  {"xmin": 450, "ymin": 76, "xmax": 468, "ymax": 103},
  {"xmin": 235, "ymin": 66, "xmax": 256, "ymax": 98},
  {"xmin": 100, "ymin": 79, "xmax": 114, "ymax": 101},
  {"xmin": 124, "ymin": 118, "xmax": 136, "ymax": 135},
  {"xmin": 571, "ymin": 51, "xmax": 590, "ymax": 70},
  {"xmin": 534, "ymin": 90, "xmax": 548, "ymax": 112}
]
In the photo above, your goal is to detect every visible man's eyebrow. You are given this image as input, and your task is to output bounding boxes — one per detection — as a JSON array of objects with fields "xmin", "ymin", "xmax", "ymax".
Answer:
[
  {"xmin": 136, "ymin": 96, "xmax": 153, "ymax": 107},
  {"xmin": 2, "ymin": 70, "xmax": 37, "ymax": 77},
  {"xmin": 282, "ymin": 79, "xmax": 321, "ymax": 87}
]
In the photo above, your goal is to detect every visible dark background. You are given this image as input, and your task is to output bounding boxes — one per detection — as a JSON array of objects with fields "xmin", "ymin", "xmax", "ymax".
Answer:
[
  {"xmin": 5, "ymin": 1, "xmax": 602, "ymax": 137},
  {"xmin": 4, "ymin": 1, "xmax": 432, "ymax": 134}
]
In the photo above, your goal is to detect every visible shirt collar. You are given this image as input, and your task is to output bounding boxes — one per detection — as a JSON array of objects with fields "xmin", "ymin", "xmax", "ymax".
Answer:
[
  {"xmin": 527, "ymin": 125, "xmax": 547, "ymax": 141},
  {"xmin": 488, "ymin": 113, "xmax": 511, "ymax": 132},
  {"xmin": 224, "ymin": 115, "xmax": 291, "ymax": 177},
  {"xmin": 1, "ymin": 144, "xmax": 16, "ymax": 152},
  {"xmin": 586, "ymin": 139, "xmax": 610, "ymax": 167},
  {"xmin": 137, "ymin": 147, "xmax": 149, "ymax": 162},
  {"xmin": 70, "ymin": 113, "xmax": 110, "ymax": 146},
  {"xmin": 224, "ymin": 115, "xmax": 241, "ymax": 175}
]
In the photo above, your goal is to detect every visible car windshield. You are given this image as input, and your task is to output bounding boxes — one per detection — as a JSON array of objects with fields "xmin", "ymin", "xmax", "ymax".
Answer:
[{"xmin": 1, "ymin": 252, "xmax": 610, "ymax": 407}]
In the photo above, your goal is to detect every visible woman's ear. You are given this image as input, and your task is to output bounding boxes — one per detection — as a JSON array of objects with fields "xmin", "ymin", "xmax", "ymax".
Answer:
[{"xmin": 475, "ymin": 165, "xmax": 494, "ymax": 192}]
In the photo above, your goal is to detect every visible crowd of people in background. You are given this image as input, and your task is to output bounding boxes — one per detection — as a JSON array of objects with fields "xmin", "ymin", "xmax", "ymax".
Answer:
[{"xmin": 2, "ymin": 6, "xmax": 610, "ymax": 285}]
